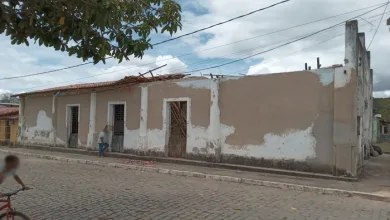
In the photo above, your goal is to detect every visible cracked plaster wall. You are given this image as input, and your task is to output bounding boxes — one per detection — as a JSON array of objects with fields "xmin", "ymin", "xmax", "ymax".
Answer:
[
  {"xmin": 219, "ymin": 70, "xmax": 335, "ymax": 173},
  {"xmin": 147, "ymin": 78, "xmax": 211, "ymax": 155},
  {"xmin": 21, "ymin": 95, "xmax": 60, "ymax": 145},
  {"xmin": 95, "ymin": 87, "xmax": 141, "ymax": 150},
  {"xmin": 56, "ymin": 93, "xmax": 90, "ymax": 147}
]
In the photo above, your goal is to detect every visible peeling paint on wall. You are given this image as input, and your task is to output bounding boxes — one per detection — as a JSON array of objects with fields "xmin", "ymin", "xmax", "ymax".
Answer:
[
  {"xmin": 219, "ymin": 76, "xmax": 244, "ymax": 81},
  {"xmin": 176, "ymin": 80, "xmax": 211, "ymax": 89},
  {"xmin": 23, "ymin": 110, "xmax": 65, "ymax": 145},
  {"xmin": 147, "ymin": 124, "xmax": 214, "ymax": 155},
  {"xmin": 124, "ymin": 128, "xmax": 139, "ymax": 150},
  {"xmin": 187, "ymin": 125, "xmax": 211, "ymax": 154},
  {"xmin": 335, "ymin": 67, "xmax": 351, "ymax": 88},
  {"xmin": 309, "ymin": 68, "xmax": 334, "ymax": 86},
  {"xmin": 222, "ymin": 124, "xmax": 317, "ymax": 161},
  {"xmin": 147, "ymin": 129, "xmax": 165, "ymax": 152}
]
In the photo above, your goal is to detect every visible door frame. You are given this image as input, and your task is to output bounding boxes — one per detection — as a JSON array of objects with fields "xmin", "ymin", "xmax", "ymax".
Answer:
[
  {"xmin": 163, "ymin": 98, "xmax": 191, "ymax": 157},
  {"xmin": 107, "ymin": 101, "xmax": 126, "ymax": 147},
  {"xmin": 65, "ymin": 104, "xmax": 80, "ymax": 148}
]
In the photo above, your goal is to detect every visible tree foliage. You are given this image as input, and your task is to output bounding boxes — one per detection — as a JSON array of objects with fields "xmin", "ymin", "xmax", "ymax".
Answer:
[
  {"xmin": 0, "ymin": 92, "xmax": 19, "ymax": 103},
  {"xmin": 374, "ymin": 98, "xmax": 390, "ymax": 120},
  {"xmin": 0, "ymin": 0, "xmax": 182, "ymax": 64}
]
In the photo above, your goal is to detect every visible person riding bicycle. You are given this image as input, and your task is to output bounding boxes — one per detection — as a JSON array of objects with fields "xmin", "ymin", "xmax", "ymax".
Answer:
[{"xmin": 0, "ymin": 155, "xmax": 28, "ymax": 190}]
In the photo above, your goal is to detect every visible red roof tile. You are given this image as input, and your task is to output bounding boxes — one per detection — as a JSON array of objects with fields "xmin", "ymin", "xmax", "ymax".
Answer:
[
  {"xmin": 0, "ymin": 107, "xmax": 19, "ymax": 117},
  {"xmin": 15, "ymin": 74, "xmax": 186, "ymax": 96},
  {"xmin": 0, "ymin": 115, "xmax": 18, "ymax": 120}
]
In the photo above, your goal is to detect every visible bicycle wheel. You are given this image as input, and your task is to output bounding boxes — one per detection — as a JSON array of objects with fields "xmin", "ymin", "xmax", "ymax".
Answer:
[{"xmin": 0, "ymin": 211, "xmax": 31, "ymax": 220}]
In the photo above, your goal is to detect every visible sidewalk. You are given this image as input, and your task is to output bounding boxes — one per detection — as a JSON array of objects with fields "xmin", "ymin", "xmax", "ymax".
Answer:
[{"xmin": 1, "ymin": 146, "xmax": 390, "ymax": 202}]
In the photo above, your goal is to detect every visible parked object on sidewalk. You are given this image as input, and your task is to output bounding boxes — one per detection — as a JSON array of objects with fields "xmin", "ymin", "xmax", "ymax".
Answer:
[
  {"xmin": 371, "ymin": 150, "xmax": 380, "ymax": 157},
  {"xmin": 373, "ymin": 145, "xmax": 383, "ymax": 155}
]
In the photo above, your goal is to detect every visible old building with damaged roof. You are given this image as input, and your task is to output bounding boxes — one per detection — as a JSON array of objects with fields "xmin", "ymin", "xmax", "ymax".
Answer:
[{"xmin": 14, "ymin": 20, "xmax": 373, "ymax": 177}]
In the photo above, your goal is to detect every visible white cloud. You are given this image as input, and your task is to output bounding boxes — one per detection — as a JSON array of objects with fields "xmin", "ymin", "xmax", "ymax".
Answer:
[
  {"xmin": 1, "ymin": 0, "xmax": 390, "ymax": 97},
  {"xmin": 0, "ymin": 35, "xmax": 188, "ymax": 93},
  {"xmin": 0, "ymin": 89, "xmax": 11, "ymax": 95},
  {"xmin": 177, "ymin": 0, "xmax": 390, "ymax": 96},
  {"xmin": 374, "ymin": 91, "xmax": 390, "ymax": 98},
  {"xmin": 155, "ymin": 55, "xmax": 188, "ymax": 75}
]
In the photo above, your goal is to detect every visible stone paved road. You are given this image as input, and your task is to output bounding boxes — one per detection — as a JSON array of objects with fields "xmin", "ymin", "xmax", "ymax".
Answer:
[{"xmin": 0, "ymin": 154, "xmax": 389, "ymax": 220}]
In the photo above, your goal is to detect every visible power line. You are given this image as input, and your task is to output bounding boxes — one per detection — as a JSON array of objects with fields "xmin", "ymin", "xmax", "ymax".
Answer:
[
  {"xmin": 129, "ymin": 4, "xmax": 390, "ymax": 73},
  {"xmin": 3, "ymin": 0, "xmax": 291, "ymax": 81},
  {"xmin": 368, "ymin": 0, "xmax": 390, "ymax": 49},
  {"xmin": 11, "ymin": 15, "xmax": 380, "ymax": 94},
  {"xmin": 228, "ymin": 17, "xmax": 377, "ymax": 75},
  {"xmin": 6, "ymin": 4, "xmax": 387, "ymax": 93},
  {"xmin": 156, "ymin": 16, "xmax": 381, "ymax": 76},
  {"xmin": 229, "ymin": 34, "xmax": 346, "ymax": 75},
  {"xmin": 13, "ymin": 33, "xmax": 310, "ymax": 93},
  {"xmin": 176, "ymin": 4, "xmax": 388, "ymax": 75},
  {"xmin": 0, "ymin": 62, "xmax": 96, "ymax": 81},
  {"xmin": 3, "ymin": 1, "xmax": 387, "ymax": 81},
  {"xmin": 360, "ymin": 16, "xmax": 376, "ymax": 28},
  {"xmin": 10, "ymin": 14, "xmax": 382, "ymax": 93},
  {"xmin": 152, "ymin": 0, "xmax": 291, "ymax": 46},
  {"xmin": 181, "ymin": 2, "xmax": 389, "ymax": 54}
]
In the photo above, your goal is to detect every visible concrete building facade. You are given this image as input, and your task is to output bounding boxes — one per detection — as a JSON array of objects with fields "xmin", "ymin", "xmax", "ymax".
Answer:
[{"xmin": 15, "ymin": 20, "xmax": 373, "ymax": 177}]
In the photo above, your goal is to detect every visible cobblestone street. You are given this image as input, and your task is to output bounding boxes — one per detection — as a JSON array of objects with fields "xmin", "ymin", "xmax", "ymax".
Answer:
[{"xmin": 1, "ymin": 154, "xmax": 389, "ymax": 220}]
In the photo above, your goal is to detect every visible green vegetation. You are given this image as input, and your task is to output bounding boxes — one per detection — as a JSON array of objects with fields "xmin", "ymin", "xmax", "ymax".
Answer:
[
  {"xmin": 374, "ymin": 98, "xmax": 390, "ymax": 120},
  {"xmin": 0, "ymin": 0, "xmax": 182, "ymax": 64}
]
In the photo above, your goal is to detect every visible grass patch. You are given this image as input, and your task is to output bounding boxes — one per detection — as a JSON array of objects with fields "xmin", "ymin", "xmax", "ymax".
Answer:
[{"xmin": 377, "ymin": 143, "xmax": 390, "ymax": 153}]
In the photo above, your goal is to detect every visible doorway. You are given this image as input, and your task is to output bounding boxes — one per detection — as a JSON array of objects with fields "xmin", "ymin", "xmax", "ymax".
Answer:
[
  {"xmin": 167, "ymin": 101, "xmax": 187, "ymax": 158},
  {"xmin": 109, "ymin": 103, "xmax": 125, "ymax": 152},
  {"xmin": 67, "ymin": 105, "xmax": 79, "ymax": 148}
]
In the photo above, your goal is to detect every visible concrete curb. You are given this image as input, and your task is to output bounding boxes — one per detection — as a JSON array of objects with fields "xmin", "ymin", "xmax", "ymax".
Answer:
[
  {"xmin": 11, "ymin": 144, "xmax": 358, "ymax": 182},
  {"xmin": 1, "ymin": 149, "xmax": 389, "ymax": 203}
]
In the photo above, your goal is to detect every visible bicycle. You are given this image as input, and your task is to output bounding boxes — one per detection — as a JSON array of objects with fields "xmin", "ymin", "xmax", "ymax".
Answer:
[{"xmin": 0, "ymin": 188, "xmax": 30, "ymax": 220}]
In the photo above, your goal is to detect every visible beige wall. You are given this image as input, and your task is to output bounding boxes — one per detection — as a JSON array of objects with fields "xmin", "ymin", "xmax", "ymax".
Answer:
[
  {"xmin": 17, "ymin": 67, "xmax": 366, "ymax": 177},
  {"xmin": 56, "ymin": 93, "xmax": 90, "ymax": 146},
  {"xmin": 333, "ymin": 68, "xmax": 358, "ymax": 176},
  {"xmin": 147, "ymin": 79, "xmax": 211, "ymax": 154},
  {"xmin": 219, "ymin": 70, "xmax": 334, "ymax": 173},
  {"xmin": 95, "ymin": 87, "xmax": 141, "ymax": 150},
  {"xmin": 22, "ymin": 95, "xmax": 54, "ymax": 145}
]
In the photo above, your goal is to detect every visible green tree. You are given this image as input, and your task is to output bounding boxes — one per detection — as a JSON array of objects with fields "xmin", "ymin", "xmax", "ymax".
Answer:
[
  {"xmin": 0, "ymin": 92, "xmax": 19, "ymax": 103},
  {"xmin": 374, "ymin": 98, "xmax": 390, "ymax": 120},
  {"xmin": 0, "ymin": 0, "xmax": 182, "ymax": 64}
]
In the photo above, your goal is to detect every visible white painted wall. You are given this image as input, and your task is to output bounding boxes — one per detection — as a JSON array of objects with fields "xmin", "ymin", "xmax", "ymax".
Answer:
[
  {"xmin": 146, "ymin": 78, "xmax": 320, "ymax": 161},
  {"xmin": 221, "ymin": 124, "xmax": 317, "ymax": 161},
  {"xmin": 87, "ymin": 92, "xmax": 97, "ymax": 148},
  {"xmin": 146, "ymin": 79, "xmax": 222, "ymax": 156},
  {"xmin": 107, "ymin": 101, "xmax": 140, "ymax": 151},
  {"xmin": 138, "ymin": 86, "xmax": 148, "ymax": 150},
  {"xmin": 23, "ymin": 110, "xmax": 65, "ymax": 145}
]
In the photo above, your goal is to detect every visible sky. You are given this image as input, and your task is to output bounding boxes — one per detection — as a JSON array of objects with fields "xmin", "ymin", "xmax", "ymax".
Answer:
[{"xmin": 1, "ymin": 0, "xmax": 390, "ymax": 97}]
